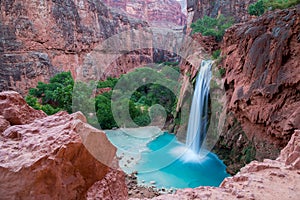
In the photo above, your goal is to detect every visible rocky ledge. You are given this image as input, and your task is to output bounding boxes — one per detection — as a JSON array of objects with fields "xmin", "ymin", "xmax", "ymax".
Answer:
[{"xmin": 0, "ymin": 91, "xmax": 126, "ymax": 199}]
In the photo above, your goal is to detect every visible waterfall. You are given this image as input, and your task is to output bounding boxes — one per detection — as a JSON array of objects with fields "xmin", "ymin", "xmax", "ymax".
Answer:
[{"xmin": 186, "ymin": 60, "xmax": 212, "ymax": 154}]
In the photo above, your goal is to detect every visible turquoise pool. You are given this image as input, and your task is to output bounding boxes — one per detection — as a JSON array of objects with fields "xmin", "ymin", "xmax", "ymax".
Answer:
[{"xmin": 105, "ymin": 127, "xmax": 229, "ymax": 189}]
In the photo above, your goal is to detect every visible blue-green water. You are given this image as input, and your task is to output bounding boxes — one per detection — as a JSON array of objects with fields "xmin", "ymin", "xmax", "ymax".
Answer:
[{"xmin": 105, "ymin": 127, "xmax": 229, "ymax": 189}]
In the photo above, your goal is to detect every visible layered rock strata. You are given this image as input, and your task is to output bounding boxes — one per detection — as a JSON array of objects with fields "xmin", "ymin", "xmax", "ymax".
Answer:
[{"xmin": 102, "ymin": 0, "xmax": 186, "ymax": 28}]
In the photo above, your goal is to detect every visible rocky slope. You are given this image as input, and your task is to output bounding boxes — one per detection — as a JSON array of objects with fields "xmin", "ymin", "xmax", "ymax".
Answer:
[
  {"xmin": 102, "ymin": 0, "xmax": 186, "ymax": 28},
  {"xmin": 214, "ymin": 5, "xmax": 300, "ymax": 173},
  {"xmin": 0, "ymin": 91, "xmax": 126, "ymax": 199},
  {"xmin": 0, "ymin": 0, "xmax": 152, "ymax": 95},
  {"xmin": 131, "ymin": 130, "xmax": 300, "ymax": 200}
]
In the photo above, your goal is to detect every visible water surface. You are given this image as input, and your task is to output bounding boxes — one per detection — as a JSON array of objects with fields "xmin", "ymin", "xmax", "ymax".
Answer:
[{"xmin": 105, "ymin": 127, "xmax": 229, "ymax": 189}]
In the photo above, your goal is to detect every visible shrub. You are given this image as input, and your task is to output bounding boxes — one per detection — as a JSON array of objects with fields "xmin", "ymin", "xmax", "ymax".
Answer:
[
  {"xmin": 97, "ymin": 77, "xmax": 118, "ymax": 89},
  {"xmin": 27, "ymin": 71, "xmax": 74, "ymax": 114},
  {"xmin": 95, "ymin": 94, "xmax": 118, "ymax": 129},
  {"xmin": 248, "ymin": 0, "xmax": 265, "ymax": 16},
  {"xmin": 248, "ymin": 0, "xmax": 300, "ymax": 16},
  {"xmin": 191, "ymin": 15, "xmax": 234, "ymax": 41},
  {"xmin": 212, "ymin": 49, "xmax": 221, "ymax": 60},
  {"xmin": 218, "ymin": 68, "xmax": 226, "ymax": 77}
]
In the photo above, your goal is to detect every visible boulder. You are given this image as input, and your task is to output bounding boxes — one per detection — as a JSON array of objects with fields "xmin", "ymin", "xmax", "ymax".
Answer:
[
  {"xmin": 0, "ymin": 91, "xmax": 46, "ymax": 125},
  {"xmin": 0, "ymin": 107, "xmax": 119, "ymax": 199}
]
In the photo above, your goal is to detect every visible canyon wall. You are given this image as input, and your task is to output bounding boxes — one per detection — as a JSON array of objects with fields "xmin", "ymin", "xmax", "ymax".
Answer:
[
  {"xmin": 0, "ymin": 0, "xmax": 152, "ymax": 95},
  {"xmin": 100, "ymin": 0, "xmax": 187, "ymax": 64},
  {"xmin": 102, "ymin": 0, "xmax": 186, "ymax": 28},
  {"xmin": 187, "ymin": 0, "xmax": 256, "ymax": 22},
  {"xmin": 186, "ymin": 0, "xmax": 256, "ymax": 34},
  {"xmin": 214, "ymin": 6, "xmax": 300, "ymax": 173}
]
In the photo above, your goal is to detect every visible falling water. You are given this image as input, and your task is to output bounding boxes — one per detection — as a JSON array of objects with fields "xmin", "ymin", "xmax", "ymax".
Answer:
[{"xmin": 186, "ymin": 60, "xmax": 212, "ymax": 154}]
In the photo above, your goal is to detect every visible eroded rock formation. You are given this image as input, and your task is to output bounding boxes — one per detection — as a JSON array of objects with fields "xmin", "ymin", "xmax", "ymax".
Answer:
[
  {"xmin": 131, "ymin": 130, "xmax": 300, "ymax": 200},
  {"xmin": 217, "ymin": 6, "xmax": 300, "ymax": 169},
  {"xmin": 0, "ymin": 91, "xmax": 46, "ymax": 125},
  {"xmin": 0, "ymin": 91, "xmax": 125, "ymax": 199},
  {"xmin": 0, "ymin": 0, "xmax": 152, "ymax": 95},
  {"xmin": 102, "ymin": 0, "xmax": 186, "ymax": 28}
]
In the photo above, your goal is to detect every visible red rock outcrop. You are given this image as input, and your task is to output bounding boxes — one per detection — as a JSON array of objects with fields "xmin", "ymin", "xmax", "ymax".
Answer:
[
  {"xmin": 0, "ymin": 91, "xmax": 125, "ymax": 199},
  {"xmin": 277, "ymin": 130, "xmax": 300, "ymax": 169},
  {"xmin": 87, "ymin": 169, "xmax": 128, "ymax": 200},
  {"xmin": 219, "ymin": 6, "xmax": 300, "ymax": 162},
  {"xmin": 0, "ymin": 0, "xmax": 152, "ymax": 95},
  {"xmin": 131, "ymin": 130, "xmax": 300, "ymax": 200},
  {"xmin": 102, "ymin": 0, "xmax": 186, "ymax": 28},
  {"xmin": 0, "ymin": 91, "xmax": 46, "ymax": 125}
]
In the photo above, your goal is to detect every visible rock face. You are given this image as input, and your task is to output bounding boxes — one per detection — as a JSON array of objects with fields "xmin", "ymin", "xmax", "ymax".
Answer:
[
  {"xmin": 87, "ymin": 169, "xmax": 128, "ymax": 200},
  {"xmin": 186, "ymin": 0, "xmax": 256, "ymax": 34},
  {"xmin": 218, "ymin": 6, "xmax": 300, "ymax": 167},
  {"xmin": 131, "ymin": 130, "xmax": 300, "ymax": 200},
  {"xmin": 0, "ymin": 0, "xmax": 152, "ymax": 95},
  {"xmin": 102, "ymin": 0, "xmax": 186, "ymax": 28},
  {"xmin": 187, "ymin": 0, "xmax": 256, "ymax": 23},
  {"xmin": 0, "ymin": 91, "xmax": 124, "ymax": 199},
  {"xmin": 100, "ymin": 0, "xmax": 187, "ymax": 64},
  {"xmin": 0, "ymin": 91, "xmax": 46, "ymax": 125},
  {"xmin": 277, "ymin": 130, "xmax": 300, "ymax": 169}
]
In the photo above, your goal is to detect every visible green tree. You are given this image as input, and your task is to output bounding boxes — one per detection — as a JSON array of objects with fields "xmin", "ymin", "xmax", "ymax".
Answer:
[
  {"xmin": 95, "ymin": 94, "xmax": 118, "ymax": 129},
  {"xmin": 248, "ymin": 0, "xmax": 300, "ymax": 16},
  {"xmin": 248, "ymin": 0, "xmax": 266, "ymax": 16},
  {"xmin": 191, "ymin": 15, "xmax": 234, "ymax": 41},
  {"xmin": 97, "ymin": 77, "xmax": 118, "ymax": 89},
  {"xmin": 26, "ymin": 71, "xmax": 74, "ymax": 115}
]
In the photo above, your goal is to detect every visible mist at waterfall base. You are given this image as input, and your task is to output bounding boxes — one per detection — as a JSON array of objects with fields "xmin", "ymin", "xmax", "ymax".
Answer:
[{"xmin": 105, "ymin": 60, "xmax": 229, "ymax": 189}]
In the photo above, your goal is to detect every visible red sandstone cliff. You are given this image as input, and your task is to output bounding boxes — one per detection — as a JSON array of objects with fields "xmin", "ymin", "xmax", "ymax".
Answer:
[
  {"xmin": 186, "ymin": 0, "xmax": 256, "ymax": 34},
  {"xmin": 102, "ymin": 0, "xmax": 186, "ymax": 28},
  {"xmin": 217, "ymin": 6, "xmax": 300, "ymax": 168},
  {"xmin": 187, "ymin": 0, "xmax": 256, "ymax": 23},
  {"xmin": 0, "ymin": 0, "xmax": 152, "ymax": 95}
]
